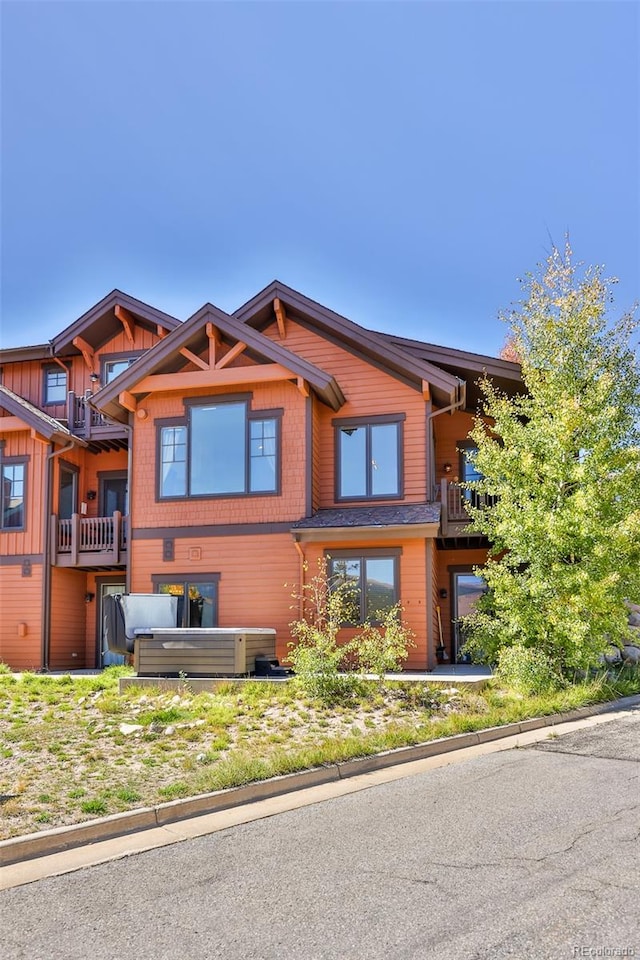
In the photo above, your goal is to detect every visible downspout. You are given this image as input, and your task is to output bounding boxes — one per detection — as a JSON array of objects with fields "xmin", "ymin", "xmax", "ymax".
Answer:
[
  {"xmin": 42, "ymin": 440, "xmax": 76, "ymax": 672},
  {"xmin": 292, "ymin": 538, "xmax": 305, "ymax": 620},
  {"xmin": 85, "ymin": 396, "xmax": 133, "ymax": 594}
]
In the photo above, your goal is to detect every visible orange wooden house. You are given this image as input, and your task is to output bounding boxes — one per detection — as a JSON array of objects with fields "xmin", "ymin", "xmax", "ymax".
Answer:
[{"xmin": 0, "ymin": 283, "xmax": 522, "ymax": 672}]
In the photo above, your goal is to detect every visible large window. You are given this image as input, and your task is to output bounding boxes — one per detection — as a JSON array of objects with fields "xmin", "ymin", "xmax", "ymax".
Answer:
[
  {"xmin": 335, "ymin": 415, "xmax": 403, "ymax": 500},
  {"xmin": 1, "ymin": 459, "xmax": 26, "ymax": 530},
  {"xmin": 328, "ymin": 551, "xmax": 400, "ymax": 624},
  {"xmin": 44, "ymin": 366, "xmax": 67, "ymax": 404},
  {"xmin": 157, "ymin": 398, "xmax": 281, "ymax": 499},
  {"xmin": 152, "ymin": 575, "xmax": 220, "ymax": 628}
]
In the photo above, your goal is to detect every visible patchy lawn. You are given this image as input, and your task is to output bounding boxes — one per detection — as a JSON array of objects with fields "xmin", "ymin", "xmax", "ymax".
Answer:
[{"xmin": 1, "ymin": 667, "xmax": 638, "ymax": 840}]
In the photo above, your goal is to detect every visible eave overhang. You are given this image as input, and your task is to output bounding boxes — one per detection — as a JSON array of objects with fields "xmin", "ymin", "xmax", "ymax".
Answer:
[
  {"xmin": 51, "ymin": 290, "xmax": 181, "ymax": 356},
  {"xmin": 0, "ymin": 385, "xmax": 87, "ymax": 447},
  {"xmin": 234, "ymin": 281, "xmax": 465, "ymax": 408},
  {"xmin": 291, "ymin": 522, "xmax": 440, "ymax": 543}
]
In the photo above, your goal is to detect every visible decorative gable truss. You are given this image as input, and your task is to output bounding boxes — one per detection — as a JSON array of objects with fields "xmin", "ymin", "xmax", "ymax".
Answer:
[{"xmin": 92, "ymin": 304, "xmax": 347, "ymax": 422}]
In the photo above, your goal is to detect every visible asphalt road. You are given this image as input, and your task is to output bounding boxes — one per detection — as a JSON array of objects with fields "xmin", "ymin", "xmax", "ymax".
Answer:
[{"xmin": 2, "ymin": 711, "xmax": 639, "ymax": 960}]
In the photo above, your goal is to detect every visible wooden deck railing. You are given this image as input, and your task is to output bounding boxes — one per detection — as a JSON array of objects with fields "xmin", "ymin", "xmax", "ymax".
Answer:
[
  {"xmin": 440, "ymin": 479, "xmax": 497, "ymax": 533},
  {"xmin": 51, "ymin": 512, "xmax": 128, "ymax": 566}
]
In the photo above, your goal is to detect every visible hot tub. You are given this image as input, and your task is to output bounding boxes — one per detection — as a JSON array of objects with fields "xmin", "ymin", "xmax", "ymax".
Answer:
[{"xmin": 133, "ymin": 627, "xmax": 277, "ymax": 677}]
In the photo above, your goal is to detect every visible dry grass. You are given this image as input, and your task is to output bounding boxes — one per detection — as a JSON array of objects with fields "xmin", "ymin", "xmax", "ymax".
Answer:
[{"xmin": 1, "ymin": 666, "xmax": 637, "ymax": 840}]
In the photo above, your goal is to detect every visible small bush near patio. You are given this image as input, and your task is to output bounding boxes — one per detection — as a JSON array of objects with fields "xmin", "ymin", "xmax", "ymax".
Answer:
[{"xmin": 287, "ymin": 558, "xmax": 415, "ymax": 702}]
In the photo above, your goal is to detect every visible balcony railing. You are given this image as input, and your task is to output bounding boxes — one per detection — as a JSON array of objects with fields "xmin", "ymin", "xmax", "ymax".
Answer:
[
  {"xmin": 440, "ymin": 479, "xmax": 496, "ymax": 535},
  {"xmin": 50, "ymin": 511, "xmax": 128, "ymax": 567},
  {"xmin": 65, "ymin": 392, "xmax": 126, "ymax": 442}
]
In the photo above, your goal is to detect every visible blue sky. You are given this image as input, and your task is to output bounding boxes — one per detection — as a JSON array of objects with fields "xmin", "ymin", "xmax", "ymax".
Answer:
[{"xmin": 1, "ymin": 1, "xmax": 638, "ymax": 356}]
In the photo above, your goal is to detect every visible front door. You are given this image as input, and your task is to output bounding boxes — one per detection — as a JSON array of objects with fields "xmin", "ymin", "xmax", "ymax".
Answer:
[
  {"xmin": 452, "ymin": 572, "xmax": 487, "ymax": 662},
  {"xmin": 99, "ymin": 581, "xmax": 126, "ymax": 667},
  {"xmin": 99, "ymin": 475, "xmax": 128, "ymax": 516},
  {"xmin": 59, "ymin": 463, "xmax": 78, "ymax": 520}
]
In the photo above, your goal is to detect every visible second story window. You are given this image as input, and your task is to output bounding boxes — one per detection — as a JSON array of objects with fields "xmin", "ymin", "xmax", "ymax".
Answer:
[
  {"xmin": 104, "ymin": 357, "xmax": 138, "ymax": 384},
  {"xmin": 158, "ymin": 399, "xmax": 281, "ymax": 499},
  {"xmin": 335, "ymin": 415, "xmax": 404, "ymax": 500},
  {"xmin": 44, "ymin": 366, "xmax": 67, "ymax": 404},
  {"xmin": 1, "ymin": 459, "xmax": 26, "ymax": 530}
]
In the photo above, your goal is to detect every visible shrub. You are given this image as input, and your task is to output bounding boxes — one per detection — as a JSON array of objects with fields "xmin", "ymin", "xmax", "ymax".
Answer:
[
  {"xmin": 495, "ymin": 644, "xmax": 566, "ymax": 696},
  {"xmin": 351, "ymin": 604, "xmax": 415, "ymax": 681},
  {"xmin": 287, "ymin": 558, "xmax": 361, "ymax": 703}
]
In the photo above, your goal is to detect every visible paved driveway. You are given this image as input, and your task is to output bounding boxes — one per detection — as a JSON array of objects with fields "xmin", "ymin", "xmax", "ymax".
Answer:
[{"xmin": 2, "ymin": 711, "xmax": 639, "ymax": 960}]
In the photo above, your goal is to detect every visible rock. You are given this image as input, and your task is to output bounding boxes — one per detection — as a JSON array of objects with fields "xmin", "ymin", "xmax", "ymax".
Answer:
[
  {"xmin": 119, "ymin": 723, "xmax": 143, "ymax": 735},
  {"xmin": 164, "ymin": 725, "xmax": 175, "ymax": 735},
  {"xmin": 622, "ymin": 645, "xmax": 640, "ymax": 665},
  {"xmin": 602, "ymin": 646, "xmax": 623, "ymax": 665},
  {"xmin": 628, "ymin": 613, "xmax": 640, "ymax": 628}
]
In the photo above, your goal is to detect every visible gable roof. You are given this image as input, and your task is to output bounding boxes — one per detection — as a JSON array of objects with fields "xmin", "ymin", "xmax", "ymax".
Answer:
[
  {"xmin": 233, "ymin": 281, "xmax": 465, "ymax": 408},
  {"xmin": 92, "ymin": 302, "xmax": 346, "ymax": 423},
  {"xmin": 51, "ymin": 290, "xmax": 181, "ymax": 356},
  {"xmin": 0, "ymin": 385, "xmax": 86, "ymax": 446},
  {"xmin": 383, "ymin": 332, "xmax": 524, "ymax": 408}
]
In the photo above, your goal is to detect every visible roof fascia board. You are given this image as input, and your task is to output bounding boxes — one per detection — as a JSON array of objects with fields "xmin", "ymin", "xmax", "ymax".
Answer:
[
  {"xmin": 51, "ymin": 290, "xmax": 181, "ymax": 354},
  {"xmin": 291, "ymin": 522, "xmax": 440, "ymax": 543},
  {"xmin": 384, "ymin": 333, "xmax": 523, "ymax": 382},
  {"xmin": 0, "ymin": 385, "xmax": 86, "ymax": 446},
  {"xmin": 0, "ymin": 345, "xmax": 52, "ymax": 364},
  {"xmin": 234, "ymin": 281, "xmax": 463, "ymax": 402}
]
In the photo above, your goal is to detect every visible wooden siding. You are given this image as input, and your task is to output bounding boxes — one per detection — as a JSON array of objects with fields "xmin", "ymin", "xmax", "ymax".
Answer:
[
  {"xmin": 301, "ymin": 539, "xmax": 428, "ymax": 670},
  {"xmin": 0, "ymin": 431, "xmax": 47, "ymax": 557},
  {"xmin": 433, "ymin": 409, "xmax": 477, "ymax": 486},
  {"xmin": 260, "ymin": 318, "xmax": 429, "ymax": 507},
  {"xmin": 49, "ymin": 568, "xmax": 89, "ymax": 669},
  {"xmin": 0, "ymin": 563, "xmax": 43, "ymax": 669},
  {"xmin": 1, "ymin": 326, "xmax": 165, "ymax": 413},
  {"xmin": 131, "ymin": 533, "xmax": 431, "ymax": 668},
  {"xmin": 130, "ymin": 533, "xmax": 300, "ymax": 663},
  {"xmin": 131, "ymin": 380, "xmax": 307, "ymax": 530}
]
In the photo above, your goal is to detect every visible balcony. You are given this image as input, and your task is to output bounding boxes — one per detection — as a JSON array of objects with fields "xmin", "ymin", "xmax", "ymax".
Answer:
[
  {"xmin": 65, "ymin": 392, "xmax": 128, "ymax": 451},
  {"xmin": 50, "ymin": 511, "xmax": 128, "ymax": 568},
  {"xmin": 440, "ymin": 479, "xmax": 496, "ymax": 538}
]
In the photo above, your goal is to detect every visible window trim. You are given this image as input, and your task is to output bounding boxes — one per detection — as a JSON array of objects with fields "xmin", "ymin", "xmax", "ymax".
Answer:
[
  {"xmin": 156, "ymin": 417, "xmax": 187, "ymax": 500},
  {"xmin": 156, "ymin": 395, "xmax": 283, "ymax": 501},
  {"xmin": 0, "ymin": 454, "xmax": 29, "ymax": 532},
  {"xmin": 151, "ymin": 573, "xmax": 221, "ymax": 628},
  {"xmin": 333, "ymin": 413, "xmax": 405, "ymax": 502},
  {"xmin": 325, "ymin": 548, "xmax": 402, "ymax": 625},
  {"xmin": 42, "ymin": 364, "xmax": 68, "ymax": 407}
]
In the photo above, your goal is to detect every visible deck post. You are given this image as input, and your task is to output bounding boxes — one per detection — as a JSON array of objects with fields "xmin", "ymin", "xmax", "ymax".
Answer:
[
  {"xmin": 113, "ymin": 511, "xmax": 122, "ymax": 562},
  {"xmin": 440, "ymin": 478, "xmax": 449, "ymax": 536},
  {"xmin": 70, "ymin": 513, "xmax": 80, "ymax": 566}
]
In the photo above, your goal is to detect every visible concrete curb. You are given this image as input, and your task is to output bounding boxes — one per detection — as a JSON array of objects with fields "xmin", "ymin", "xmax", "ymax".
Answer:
[{"xmin": 2, "ymin": 692, "xmax": 639, "ymax": 868}]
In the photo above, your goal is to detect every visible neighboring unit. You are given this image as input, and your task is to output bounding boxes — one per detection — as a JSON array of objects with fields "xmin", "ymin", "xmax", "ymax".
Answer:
[{"xmin": 0, "ymin": 283, "xmax": 522, "ymax": 671}]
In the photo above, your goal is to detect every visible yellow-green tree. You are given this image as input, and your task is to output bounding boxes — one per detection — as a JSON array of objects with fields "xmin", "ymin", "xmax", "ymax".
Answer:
[{"xmin": 463, "ymin": 243, "xmax": 640, "ymax": 673}]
